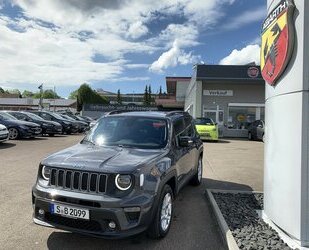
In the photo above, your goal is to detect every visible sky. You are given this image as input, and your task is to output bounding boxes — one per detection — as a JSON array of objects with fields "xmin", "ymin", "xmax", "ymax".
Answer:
[{"xmin": 0, "ymin": 0, "xmax": 266, "ymax": 98}]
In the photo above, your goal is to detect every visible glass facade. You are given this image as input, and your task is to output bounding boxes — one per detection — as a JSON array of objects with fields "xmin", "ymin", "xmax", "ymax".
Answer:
[{"xmin": 227, "ymin": 105, "xmax": 265, "ymax": 129}]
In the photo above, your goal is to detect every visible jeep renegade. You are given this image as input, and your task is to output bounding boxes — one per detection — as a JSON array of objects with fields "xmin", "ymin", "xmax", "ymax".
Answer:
[{"xmin": 32, "ymin": 111, "xmax": 203, "ymax": 239}]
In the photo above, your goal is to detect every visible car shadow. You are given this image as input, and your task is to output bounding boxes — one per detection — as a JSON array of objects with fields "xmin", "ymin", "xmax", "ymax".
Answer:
[
  {"xmin": 0, "ymin": 142, "xmax": 16, "ymax": 149},
  {"xmin": 203, "ymin": 139, "xmax": 230, "ymax": 144},
  {"xmin": 203, "ymin": 178, "xmax": 253, "ymax": 191},
  {"xmin": 46, "ymin": 178, "xmax": 251, "ymax": 250}
]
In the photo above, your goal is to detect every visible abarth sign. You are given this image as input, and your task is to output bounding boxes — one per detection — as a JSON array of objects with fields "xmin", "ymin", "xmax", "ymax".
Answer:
[{"xmin": 261, "ymin": 0, "xmax": 295, "ymax": 85}]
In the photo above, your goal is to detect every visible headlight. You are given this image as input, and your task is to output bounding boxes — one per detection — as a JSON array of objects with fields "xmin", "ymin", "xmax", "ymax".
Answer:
[
  {"xmin": 115, "ymin": 174, "xmax": 132, "ymax": 191},
  {"xmin": 42, "ymin": 166, "xmax": 51, "ymax": 180}
]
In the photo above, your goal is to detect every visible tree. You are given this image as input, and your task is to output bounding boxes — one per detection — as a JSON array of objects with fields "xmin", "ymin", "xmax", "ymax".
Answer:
[
  {"xmin": 68, "ymin": 89, "xmax": 78, "ymax": 99},
  {"xmin": 0, "ymin": 87, "xmax": 4, "ymax": 94},
  {"xmin": 76, "ymin": 83, "xmax": 109, "ymax": 112},
  {"xmin": 143, "ymin": 85, "xmax": 149, "ymax": 106},
  {"xmin": 22, "ymin": 90, "xmax": 34, "ymax": 98},
  {"xmin": 148, "ymin": 85, "xmax": 152, "ymax": 105},
  {"xmin": 32, "ymin": 89, "xmax": 61, "ymax": 99},
  {"xmin": 8, "ymin": 89, "xmax": 22, "ymax": 97},
  {"xmin": 116, "ymin": 89, "xmax": 122, "ymax": 104},
  {"xmin": 159, "ymin": 86, "xmax": 162, "ymax": 95}
]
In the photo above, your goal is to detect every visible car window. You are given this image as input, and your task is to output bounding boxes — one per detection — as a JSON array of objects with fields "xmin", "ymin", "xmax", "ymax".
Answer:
[
  {"xmin": 194, "ymin": 118, "xmax": 214, "ymax": 125},
  {"xmin": 83, "ymin": 116, "xmax": 168, "ymax": 149},
  {"xmin": 41, "ymin": 113, "xmax": 52, "ymax": 120},
  {"xmin": 173, "ymin": 118, "xmax": 185, "ymax": 136},
  {"xmin": 0, "ymin": 112, "xmax": 17, "ymax": 120}
]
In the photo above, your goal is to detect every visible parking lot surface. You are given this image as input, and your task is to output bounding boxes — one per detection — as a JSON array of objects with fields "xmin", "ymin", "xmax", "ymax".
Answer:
[
  {"xmin": 204, "ymin": 139, "xmax": 264, "ymax": 192},
  {"xmin": 0, "ymin": 135, "xmax": 231, "ymax": 250}
]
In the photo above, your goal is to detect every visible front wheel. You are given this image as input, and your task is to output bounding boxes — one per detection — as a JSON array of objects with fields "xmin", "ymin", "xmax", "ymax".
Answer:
[
  {"xmin": 190, "ymin": 156, "xmax": 203, "ymax": 186},
  {"xmin": 147, "ymin": 185, "xmax": 173, "ymax": 239},
  {"xmin": 8, "ymin": 128, "xmax": 19, "ymax": 140}
]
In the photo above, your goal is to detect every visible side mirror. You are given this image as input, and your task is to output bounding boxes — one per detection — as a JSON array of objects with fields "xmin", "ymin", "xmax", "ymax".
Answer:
[{"xmin": 179, "ymin": 136, "xmax": 193, "ymax": 147}]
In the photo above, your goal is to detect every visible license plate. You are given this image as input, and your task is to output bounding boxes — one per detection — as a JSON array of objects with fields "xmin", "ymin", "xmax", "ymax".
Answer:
[{"xmin": 50, "ymin": 204, "xmax": 90, "ymax": 220}]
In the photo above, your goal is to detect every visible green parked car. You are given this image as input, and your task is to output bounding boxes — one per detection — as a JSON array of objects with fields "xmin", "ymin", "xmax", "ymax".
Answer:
[{"xmin": 194, "ymin": 117, "xmax": 219, "ymax": 142}]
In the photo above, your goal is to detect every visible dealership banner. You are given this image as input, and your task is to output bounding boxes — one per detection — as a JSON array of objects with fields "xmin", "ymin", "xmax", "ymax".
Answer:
[{"xmin": 83, "ymin": 104, "xmax": 158, "ymax": 112}]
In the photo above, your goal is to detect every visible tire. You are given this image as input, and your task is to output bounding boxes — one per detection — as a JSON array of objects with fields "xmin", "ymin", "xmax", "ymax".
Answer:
[
  {"xmin": 262, "ymin": 134, "xmax": 265, "ymax": 143},
  {"xmin": 48, "ymin": 134, "xmax": 55, "ymax": 137},
  {"xmin": 8, "ymin": 128, "xmax": 19, "ymax": 140},
  {"xmin": 248, "ymin": 132, "xmax": 253, "ymax": 140},
  {"xmin": 147, "ymin": 185, "xmax": 173, "ymax": 239},
  {"xmin": 190, "ymin": 156, "xmax": 203, "ymax": 186}
]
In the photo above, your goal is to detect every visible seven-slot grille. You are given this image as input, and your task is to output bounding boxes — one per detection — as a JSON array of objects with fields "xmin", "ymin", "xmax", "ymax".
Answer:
[{"xmin": 49, "ymin": 169, "xmax": 107, "ymax": 194}]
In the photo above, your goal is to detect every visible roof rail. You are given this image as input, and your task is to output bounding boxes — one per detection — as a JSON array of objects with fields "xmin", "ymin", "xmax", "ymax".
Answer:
[{"xmin": 166, "ymin": 111, "xmax": 189, "ymax": 117}]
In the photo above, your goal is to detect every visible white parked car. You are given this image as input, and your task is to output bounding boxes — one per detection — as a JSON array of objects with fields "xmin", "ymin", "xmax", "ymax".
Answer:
[{"xmin": 0, "ymin": 124, "xmax": 9, "ymax": 143}]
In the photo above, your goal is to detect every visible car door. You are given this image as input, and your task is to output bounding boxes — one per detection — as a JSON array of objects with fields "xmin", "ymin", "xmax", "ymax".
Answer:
[
  {"xmin": 183, "ymin": 116, "xmax": 198, "ymax": 176},
  {"xmin": 172, "ymin": 118, "xmax": 188, "ymax": 188}
]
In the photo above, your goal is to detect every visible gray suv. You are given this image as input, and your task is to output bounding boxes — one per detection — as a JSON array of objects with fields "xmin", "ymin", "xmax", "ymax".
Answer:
[{"xmin": 32, "ymin": 111, "xmax": 203, "ymax": 239}]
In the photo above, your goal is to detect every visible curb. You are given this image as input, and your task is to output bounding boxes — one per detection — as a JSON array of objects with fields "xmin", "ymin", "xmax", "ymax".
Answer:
[{"xmin": 206, "ymin": 189, "xmax": 239, "ymax": 250}]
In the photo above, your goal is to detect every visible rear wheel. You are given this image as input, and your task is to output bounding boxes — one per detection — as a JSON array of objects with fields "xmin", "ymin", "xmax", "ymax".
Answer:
[
  {"xmin": 8, "ymin": 128, "xmax": 19, "ymax": 140},
  {"xmin": 147, "ymin": 185, "xmax": 173, "ymax": 239},
  {"xmin": 190, "ymin": 156, "xmax": 203, "ymax": 186}
]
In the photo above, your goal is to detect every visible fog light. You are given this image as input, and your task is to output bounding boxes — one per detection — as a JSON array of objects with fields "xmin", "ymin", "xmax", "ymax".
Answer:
[
  {"xmin": 38, "ymin": 209, "xmax": 45, "ymax": 215},
  {"xmin": 108, "ymin": 221, "xmax": 116, "ymax": 229}
]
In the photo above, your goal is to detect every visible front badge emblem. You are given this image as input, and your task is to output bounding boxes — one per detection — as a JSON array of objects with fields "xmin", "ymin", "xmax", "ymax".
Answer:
[{"xmin": 261, "ymin": 0, "xmax": 295, "ymax": 85}]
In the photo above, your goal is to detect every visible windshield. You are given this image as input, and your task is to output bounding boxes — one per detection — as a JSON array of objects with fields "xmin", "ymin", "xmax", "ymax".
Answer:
[
  {"xmin": 50, "ymin": 112, "xmax": 66, "ymax": 120},
  {"xmin": 62, "ymin": 115, "xmax": 76, "ymax": 121},
  {"xmin": 195, "ymin": 118, "xmax": 215, "ymax": 125},
  {"xmin": 0, "ymin": 112, "xmax": 17, "ymax": 120},
  {"xmin": 83, "ymin": 116, "xmax": 168, "ymax": 149},
  {"xmin": 24, "ymin": 112, "xmax": 45, "ymax": 121}
]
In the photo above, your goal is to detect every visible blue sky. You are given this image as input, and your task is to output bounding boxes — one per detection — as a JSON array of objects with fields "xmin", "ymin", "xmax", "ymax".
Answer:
[{"xmin": 0, "ymin": 0, "xmax": 265, "ymax": 97}]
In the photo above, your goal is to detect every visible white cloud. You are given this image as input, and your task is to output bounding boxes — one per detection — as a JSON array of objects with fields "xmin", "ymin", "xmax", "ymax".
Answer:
[
  {"xmin": 149, "ymin": 39, "xmax": 201, "ymax": 73},
  {"xmin": 127, "ymin": 21, "xmax": 148, "ymax": 39},
  {"xmin": 0, "ymin": 0, "xmax": 238, "ymax": 88},
  {"xmin": 219, "ymin": 44, "xmax": 260, "ymax": 65},
  {"xmin": 223, "ymin": 7, "xmax": 265, "ymax": 30}
]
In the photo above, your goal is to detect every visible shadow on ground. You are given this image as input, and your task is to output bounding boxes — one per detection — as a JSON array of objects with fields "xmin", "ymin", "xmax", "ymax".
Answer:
[
  {"xmin": 204, "ymin": 178, "xmax": 253, "ymax": 191},
  {"xmin": 0, "ymin": 142, "xmax": 15, "ymax": 149}
]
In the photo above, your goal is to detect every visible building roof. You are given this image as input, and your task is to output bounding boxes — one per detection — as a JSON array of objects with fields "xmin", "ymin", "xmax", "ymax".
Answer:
[
  {"xmin": 0, "ymin": 98, "xmax": 76, "ymax": 106},
  {"xmin": 194, "ymin": 64, "xmax": 263, "ymax": 81}
]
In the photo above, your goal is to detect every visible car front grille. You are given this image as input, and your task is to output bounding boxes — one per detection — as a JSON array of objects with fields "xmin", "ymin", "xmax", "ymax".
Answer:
[
  {"xmin": 49, "ymin": 169, "xmax": 107, "ymax": 194},
  {"xmin": 31, "ymin": 127, "xmax": 42, "ymax": 134}
]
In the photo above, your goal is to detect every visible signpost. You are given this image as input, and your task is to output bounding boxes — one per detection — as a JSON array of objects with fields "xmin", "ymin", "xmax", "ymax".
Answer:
[{"xmin": 262, "ymin": 0, "xmax": 309, "ymax": 247}]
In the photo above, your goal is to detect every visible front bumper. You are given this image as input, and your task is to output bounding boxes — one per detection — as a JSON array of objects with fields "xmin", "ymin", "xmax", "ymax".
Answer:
[
  {"xmin": 198, "ymin": 131, "xmax": 218, "ymax": 141},
  {"xmin": 43, "ymin": 126, "xmax": 63, "ymax": 135},
  {"xmin": 0, "ymin": 132, "xmax": 9, "ymax": 142},
  {"xmin": 32, "ymin": 184, "xmax": 156, "ymax": 238}
]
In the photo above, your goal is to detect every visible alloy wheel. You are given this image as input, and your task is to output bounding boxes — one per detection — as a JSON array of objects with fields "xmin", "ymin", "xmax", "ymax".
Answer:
[
  {"xmin": 160, "ymin": 193, "xmax": 172, "ymax": 232},
  {"xmin": 9, "ymin": 128, "xmax": 19, "ymax": 140}
]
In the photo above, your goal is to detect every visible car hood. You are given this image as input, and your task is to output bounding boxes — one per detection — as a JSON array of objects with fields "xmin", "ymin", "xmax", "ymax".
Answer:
[
  {"xmin": 0, "ymin": 119, "xmax": 39, "ymax": 127},
  {"xmin": 39, "ymin": 120, "xmax": 61, "ymax": 126},
  {"xmin": 42, "ymin": 143, "xmax": 166, "ymax": 173}
]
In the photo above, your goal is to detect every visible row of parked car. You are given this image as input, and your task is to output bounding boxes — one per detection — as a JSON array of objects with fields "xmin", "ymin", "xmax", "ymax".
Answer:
[{"xmin": 0, "ymin": 110, "xmax": 94, "ymax": 142}]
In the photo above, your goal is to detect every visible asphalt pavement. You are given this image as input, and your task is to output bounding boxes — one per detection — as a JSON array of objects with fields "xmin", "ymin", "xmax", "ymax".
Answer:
[{"xmin": 0, "ymin": 135, "xmax": 228, "ymax": 250}]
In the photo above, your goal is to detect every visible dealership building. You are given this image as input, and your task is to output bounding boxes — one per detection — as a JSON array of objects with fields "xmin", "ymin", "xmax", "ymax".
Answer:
[{"xmin": 184, "ymin": 64, "xmax": 265, "ymax": 137}]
